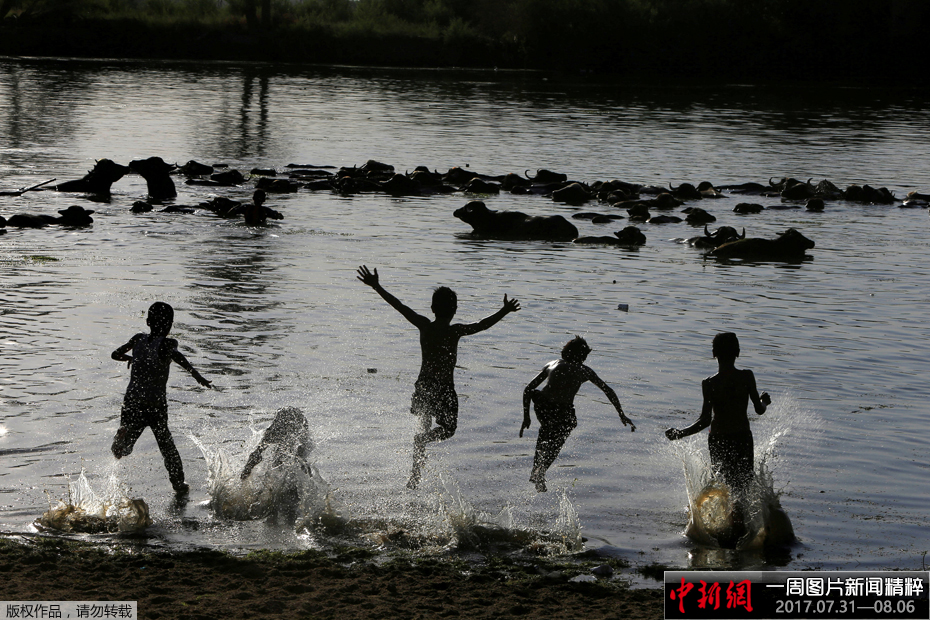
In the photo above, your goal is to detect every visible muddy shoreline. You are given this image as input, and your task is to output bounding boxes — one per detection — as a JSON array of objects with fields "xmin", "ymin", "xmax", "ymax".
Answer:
[{"xmin": 0, "ymin": 535, "xmax": 664, "ymax": 619}]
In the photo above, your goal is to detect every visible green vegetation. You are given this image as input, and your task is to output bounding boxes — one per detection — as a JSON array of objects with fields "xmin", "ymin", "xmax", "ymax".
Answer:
[{"xmin": 1, "ymin": 0, "xmax": 927, "ymax": 79}]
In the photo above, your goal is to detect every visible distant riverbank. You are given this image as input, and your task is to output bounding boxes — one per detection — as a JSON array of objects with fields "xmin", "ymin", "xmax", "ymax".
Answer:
[{"xmin": 1, "ymin": 0, "xmax": 928, "ymax": 81}]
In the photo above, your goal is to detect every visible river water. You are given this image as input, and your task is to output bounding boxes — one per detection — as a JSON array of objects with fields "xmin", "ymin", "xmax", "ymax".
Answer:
[{"xmin": 1, "ymin": 57, "xmax": 929, "ymax": 578}]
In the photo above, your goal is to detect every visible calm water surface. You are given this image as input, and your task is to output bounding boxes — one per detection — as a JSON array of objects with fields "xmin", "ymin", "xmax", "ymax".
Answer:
[{"xmin": 1, "ymin": 58, "xmax": 929, "ymax": 578}]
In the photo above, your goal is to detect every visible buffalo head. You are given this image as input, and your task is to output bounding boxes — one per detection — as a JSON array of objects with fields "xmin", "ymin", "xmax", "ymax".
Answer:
[
  {"xmin": 776, "ymin": 228, "xmax": 815, "ymax": 251},
  {"xmin": 129, "ymin": 157, "xmax": 177, "ymax": 177},
  {"xmin": 705, "ymin": 225, "xmax": 745, "ymax": 242},
  {"xmin": 526, "ymin": 169, "xmax": 568, "ymax": 184}
]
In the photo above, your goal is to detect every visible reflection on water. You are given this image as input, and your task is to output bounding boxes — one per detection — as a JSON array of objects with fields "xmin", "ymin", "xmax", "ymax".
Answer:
[
  {"xmin": 0, "ymin": 57, "xmax": 929, "ymax": 575},
  {"xmin": 186, "ymin": 231, "xmax": 289, "ymax": 375}
]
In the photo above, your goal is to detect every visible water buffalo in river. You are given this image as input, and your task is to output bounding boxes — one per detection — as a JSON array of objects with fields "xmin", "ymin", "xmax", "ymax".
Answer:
[
  {"xmin": 595, "ymin": 179, "xmax": 642, "ymax": 199},
  {"xmin": 685, "ymin": 225, "xmax": 745, "ymax": 249},
  {"xmin": 779, "ymin": 178, "xmax": 846, "ymax": 201},
  {"xmin": 669, "ymin": 182, "xmax": 702, "ymax": 201},
  {"xmin": 463, "ymin": 178, "xmax": 501, "ymax": 194},
  {"xmin": 902, "ymin": 191, "xmax": 930, "ymax": 208},
  {"xmin": 4, "ymin": 205, "xmax": 95, "ymax": 228},
  {"xmin": 734, "ymin": 203, "xmax": 765, "ymax": 214},
  {"xmin": 708, "ymin": 228, "xmax": 815, "ymax": 260},
  {"xmin": 526, "ymin": 169, "xmax": 568, "ymax": 184},
  {"xmin": 255, "ymin": 177, "xmax": 300, "ymax": 193},
  {"xmin": 843, "ymin": 184, "xmax": 896, "ymax": 204},
  {"xmin": 129, "ymin": 157, "xmax": 177, "ymax": 199},
  {"xmin": 696, "ymin": 181, "xmax": 724, "ymax": 198},
  {"xmin": 574, "ymin": 226, "xmax": 646, "ymax": 246},
  {"xmin": 551, "ymin": 182, "xmax": 593, "ymax": 205},
  {"xmin": 443, "ymin": 166, "xmax": 500, "ymax": 187},
  {"xmin": 621, "ymin": 194, "xmax": 682, "ymax": 218},
  {"xmin": 500, "ymin": 173, "xmax": 532, "ymax": 191},
  {"xmin": 54, "ymin": 159, "xmax": 130, "ymax": 194},
  {"xmin": 178, "ymin": 160, "xmax": 214, "ymax": 177},
  {"xmin": 453, "ymin": 200, "xmax": 578, "ymax": 241},
  {"xmin": 716, "ymin": 181, "xmax": 769, "ymax": 195},
  {"xmin": 768, "ymin": 177, "xmax": 808, "ymax": 194},
  {"xmin": 684, "ymin": 207, "xmax": 716, "ymax": 224},
  {"xmin": 647, "ymin": 214, "xmax": 683, "ymax": 224},
  {"xmin": 779, "ymin": 178, "xmax": 815, "ymax": 200}
]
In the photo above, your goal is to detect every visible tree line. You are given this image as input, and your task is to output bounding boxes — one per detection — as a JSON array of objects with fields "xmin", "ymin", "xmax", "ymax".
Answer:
[{"xmin": 1, "ymin": 0, "xmax": 926, "ymax": 79}]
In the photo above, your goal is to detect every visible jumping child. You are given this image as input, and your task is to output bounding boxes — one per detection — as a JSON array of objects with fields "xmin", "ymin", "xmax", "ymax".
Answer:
[
  {"xmin": 665, "ymin": 332, "xmax": 771, "ymax": 527},
  {"xmin": 521, "ymin": 336, "xmax": 635, "ymax": 492},
  {"xmin": 111, "ymin": 302, "xmax": 212, "ymax": 494},
  {"xmin": 357, "ymin": 265, "xmax": 520, "ymax": 489}
]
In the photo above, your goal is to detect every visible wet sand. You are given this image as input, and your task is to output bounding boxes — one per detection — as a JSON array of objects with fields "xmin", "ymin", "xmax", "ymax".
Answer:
[{"xmin": 0, "ymin": 536, "xmax": 663, "ymax": 619}]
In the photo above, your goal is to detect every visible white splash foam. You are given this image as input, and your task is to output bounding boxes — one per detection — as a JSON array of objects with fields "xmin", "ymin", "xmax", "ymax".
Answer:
[
  {"xmin": 38, "ymin": 470, "xmax": 151, "ymax": 534},
  {"xmin": 191, "ymin": 422, "xmax": 333, "ymax": 525}
]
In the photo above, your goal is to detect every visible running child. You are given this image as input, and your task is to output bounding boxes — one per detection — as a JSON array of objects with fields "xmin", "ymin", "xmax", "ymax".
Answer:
[
  {"xmin": 521, "ymin": 336, "xmax": 635, "ymax": 492},
  {"xmin": 111, "ymin": 302, "xmax": 212, "ymax": 494},
  {"xmin": 665, "ymin": 332, "xmax": 771, "ymax": 505}
]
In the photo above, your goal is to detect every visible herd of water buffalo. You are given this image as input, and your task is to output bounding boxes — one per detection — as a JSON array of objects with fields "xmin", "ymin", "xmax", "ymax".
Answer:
[{"xmin": 2, "ymin": 156, "xmax": 928, "ymax": 261}]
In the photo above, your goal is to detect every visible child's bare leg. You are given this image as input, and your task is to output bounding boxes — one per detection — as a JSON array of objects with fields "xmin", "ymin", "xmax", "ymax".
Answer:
[
  {"xmin": 407, "ymin": 414, "xmax": 456, "ymax": 489},
  {"xmin": 111, "ymin": 425, "xmax": 145, "ymax": 459},
  {"xmin": 407, "ymin": 436, "xmax": 426, "ymax": 490},
  {"xmin": 530, "ymin": 425, "xmax": 571, "ymax": 492},
  {"xmin": 151, "ymin": 420, "xmax": 187, "ymax": 494}
]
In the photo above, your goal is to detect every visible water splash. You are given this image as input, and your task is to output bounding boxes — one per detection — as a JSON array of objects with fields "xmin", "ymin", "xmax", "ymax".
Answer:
[
  {"xmin": 438, "ymin": 472, "xmax": 515, "ymax": 549},
  {"xmin": 671, "ymin": 394, "xmax": 816, "ymax": 551},
  {"xmin": 191, "ymin": 416, "xmax": 334, "ymax": 526},
  {"xmin": 433, "ymin": 473, "xmax": 584, "ymax": 555},
  {"xmin": 555, "ymin": 490, "xmax": 584, "ymax": 552},
  {"xmin": 302, "ymin": 471, "xmax": 586, "ymax": 557},
  {"xmin": 37, "ymin": 470, "xmax": 152, "ymax": 534}
]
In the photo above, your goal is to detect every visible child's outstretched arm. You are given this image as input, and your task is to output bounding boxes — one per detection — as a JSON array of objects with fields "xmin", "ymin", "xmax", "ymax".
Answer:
[
  {"xmin": 586, "ymin": 367, "xmax": 635, "ymax": 431},
  {"xmin": 521, "ymin": 366, "xmax": 549, "ymax": 437},
  {"xmin": 171, "ymin": 349, "xmax": 213, "ymax": 388},
  {"xmin": 111, "ymin": 336, "xmax": 139, "ymax": 367},
  {"xmin": 665, "ymin": 380, "xmax": 712, "ymax": 440},
  {"xmin": 357, "ymin": 265, "xmax": 430, "ymax": 328},
  {"xmin": 746, "ymin": 369, "xmax": 771, "ymax": 414},
  {"xmin": 461, "ymin": 294, "xmax": 520, "ymax": 336}
]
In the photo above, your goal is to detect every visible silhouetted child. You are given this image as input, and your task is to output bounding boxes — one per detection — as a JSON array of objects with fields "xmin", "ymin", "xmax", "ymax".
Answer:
[
  {"xmin": 357, "ymin": 265, "xmax": 520, "ymax": 489},
  {"xmin": 228, "ymin": 189, "xmax": 283, "ymax": 226},
  {"xmin": 241, "ymin": 407, "xmax": 312, "ymax": 480},
  {"xmin": 665, "ymin": 332, "xmax": 770, "ymax": 528},
  {"xmin": 521, "ymin": 336, "xmax": 635, "ymax": 492},
  {"xmin": 111, "ymin": 302, "xmax": 212, "ymax": 495}
]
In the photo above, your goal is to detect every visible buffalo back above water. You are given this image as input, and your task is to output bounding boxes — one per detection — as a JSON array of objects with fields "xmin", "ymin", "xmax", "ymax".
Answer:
[
  {"xmin": 55, "ymin": 158, "xmax": 130, "ymax": 194},
  {"xmin": 708, "ymin": 228, "xmax": 815, "ymax": 260},
  {"xmin": 453, "ymin": 201, "xmax": 578, "ymax": 241}
]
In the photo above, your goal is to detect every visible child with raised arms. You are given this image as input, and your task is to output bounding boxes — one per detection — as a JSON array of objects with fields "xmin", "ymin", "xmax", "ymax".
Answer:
[{"xmin": 357, "ymin": 265, "xmax": 519, "ymax": 489}]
